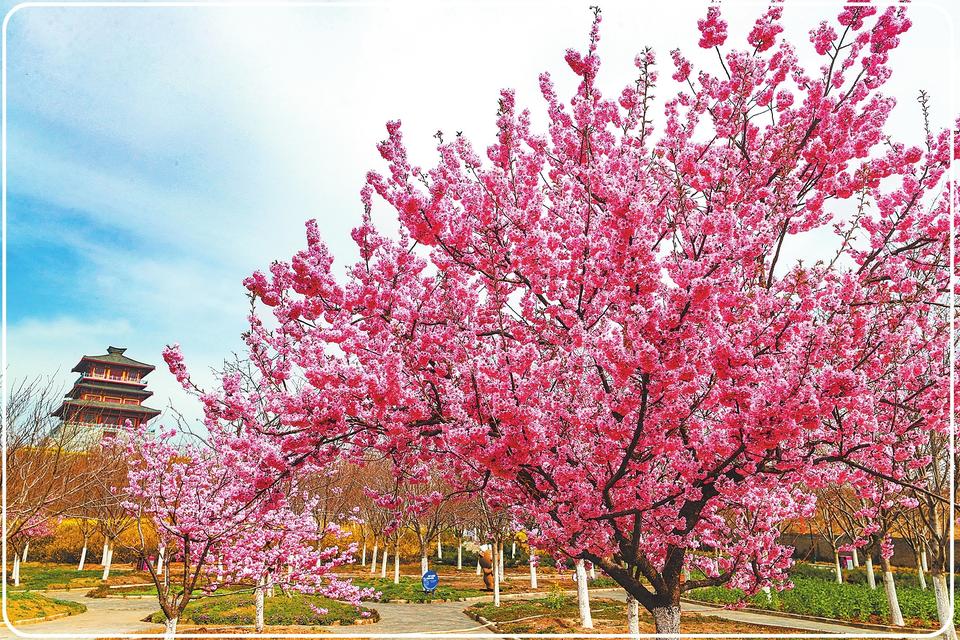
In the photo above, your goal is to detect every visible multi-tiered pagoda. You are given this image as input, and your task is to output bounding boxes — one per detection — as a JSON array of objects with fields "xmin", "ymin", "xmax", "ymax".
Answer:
[{"xmin": 52, "ymin": 346, "xmax": 161, "ymax": 445}]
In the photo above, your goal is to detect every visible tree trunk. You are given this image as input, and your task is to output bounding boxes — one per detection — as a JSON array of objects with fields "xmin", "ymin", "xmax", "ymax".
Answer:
[
  {"xmin": 492, "ymin": 541, "xmax": 501, "ymax": 607},
  {"xmin": 498, "ymin": 545, "xmax": 505, "ymax": 580},
  {"xmin": 380, "ymin": 546, "xmax": 388, "ymax": 579},
  {"xmin": 102, "ymin": 540, "xmax": 113, "ymax": 581},
  {"xmin": 626, "ymin": 594, "xmax": 640, "ymax": 637},
  {"xmin": 156, "ymin": 545, "xmax": 165, "ymax": 576},
  {"xmin": 589, "ymin": 562, "xmax": 596, "ymax": 580},
  {"xmin": 932, "ymin": 572, "xmax": 957, "ymax": 640},
  {"xmin": 880, "ymin": 557, "xmax": 904, "ymax": 627},
  {"xmin": 12, "ymin": 554, "xmax": 20, "ymax": 586},
  {"xmin": 255, "ymin": 576, "xmax": 266, "ymax": 632},
  {"xmin": 78, "ymin": 541, "xmax": 88, "ymax": 571},
  {"xmin": 102, "ymin": 540, "xmax": 109, "ymax": 565},
  {"xmin": 652, "ymin": 606, "xmax": 680, "ymax": 636},
  {"xmin": 361, "ymin": 542, "xmax": 367, "ymax": 566},
  {"xmin": 163, "ymin": 616, "xmax": 178, "ymax": 640},
  {"xmin": 22, "ymin": 542, "xmax": 29, "ymax": 564},
  {"xmin": 852, "ymin": 548, "xmax": 860, "ymax": 567},
  {"xmin": 476, "ymin": 557, "xmax": 481, "ymax": 576},
  {"xmin": 370, "ymin": 543, "xmax": 379, "ymax": 574},
  {"xmin": 457, "ymin": 539, "xmax": 463, "ymax": 570},
  {"xmin": 420, "ymin": 554, "xmax": 429, "ymax": 576},
  {"xmin": 575, "ymin": 560, "xmax": 593, "ymax": 628},
  {"xmin": 865, "ymin": 556, "xmax": 876, "ymax": 589},
  {"xmin": 921, "ymin": 549, "xmax": 928, "ymax": 572},
  {"xmin": 266, "ymin": 571, "xmax": 275, "ymax": 598},
  {"xmin": 393, "ymin": 540, "xmax": 401, "ymax": 585},
  {"xmin": 511, "ymin": 541, "xmax": 516, "ymax": 558},
  {"xmin": 833, "ymin": 550, "xmax": 843, "ymax": 584},
  {"xmin": 529, "ymin": 549, "xmax": 538, "ymax": 589},
  {"xmin": 437, "ymin": 535, "xmax": 442, "ymax": 560},
  {"xmin": 916, "ymin": 554, "xmax": 927, "ymax": 590}
]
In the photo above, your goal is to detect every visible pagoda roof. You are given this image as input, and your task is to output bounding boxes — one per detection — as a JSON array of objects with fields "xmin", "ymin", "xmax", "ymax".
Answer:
[
  {"xmin": 52, "ymin": 398, "xmax": 161, "ymax": 418},
  {"xmin": 71, "ymin": 346, "xmax": 156, "ymax": 373},
  {"xmin": 67, "ymin": 381, "xmax": 153, "ymax": 399}
]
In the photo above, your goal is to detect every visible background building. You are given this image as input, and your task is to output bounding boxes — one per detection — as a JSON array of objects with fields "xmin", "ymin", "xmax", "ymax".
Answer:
[{"xmin": 51, "ymin": 346, "xmax": 161, "ymax": 447}]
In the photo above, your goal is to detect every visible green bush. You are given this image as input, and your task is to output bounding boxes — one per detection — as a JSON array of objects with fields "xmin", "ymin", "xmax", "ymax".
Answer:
[
  {"xmin": 148, "ymin": 592, "xmax": 377, "ymax": 626},
  {"xmin": 690, "ymin": 576, "xmax": 955, "ymax": 628}
]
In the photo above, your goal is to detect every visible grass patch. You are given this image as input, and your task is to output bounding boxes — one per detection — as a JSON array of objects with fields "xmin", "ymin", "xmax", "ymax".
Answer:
[
  {"xmin": 351, "ymin": 576, "xmax": 486, "ymax": 602},
  {"xmin": 5, "ymin": 591, "xmax": 86, "ymax": 622},
  {"xmin": 466, "ymin": 595, "xmax": 803, "ymax": 634},
  {"xmin": 689, "ymin": 576, "xmax": 953, "ymax": 628},
  {"xmin": 7, "ymin": 563, "xmax": 140, "ymax": 592},
  {"xmin": 147, "ymin": 592, "xmax": 377, "ymax": 627}
]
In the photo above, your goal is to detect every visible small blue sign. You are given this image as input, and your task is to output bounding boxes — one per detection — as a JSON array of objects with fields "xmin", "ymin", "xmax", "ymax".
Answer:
[{"xmin": 421, "ymin": 569, "xmax": 439, "ymax": 593}]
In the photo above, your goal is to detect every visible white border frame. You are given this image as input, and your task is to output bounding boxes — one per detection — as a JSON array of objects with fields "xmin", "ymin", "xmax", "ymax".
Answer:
[{"xmin": 0, "ymin": 1, "xmax": 955, "ymax": 638}]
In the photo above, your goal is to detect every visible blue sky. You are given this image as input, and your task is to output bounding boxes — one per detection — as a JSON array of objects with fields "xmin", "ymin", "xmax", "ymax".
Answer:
[{"xmin": 3, "ymin": 1, "xmax": 956, "ymax": 427}]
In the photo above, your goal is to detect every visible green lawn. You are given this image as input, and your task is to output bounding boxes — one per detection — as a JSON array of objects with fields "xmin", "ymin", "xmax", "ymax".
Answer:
[
  {"xmin": 6, "ymin": 591, "xmax": 86, "ymax": 622},
  {"xmin": 147, "ymin": 592, "xmax": 377, "ymax": 627},
  {"xmin": 352, "ymin": 576, "xmax": 486, "ymax": 602},
  {"xmin": 8, "ymin": 563, "xmax": 132, "ymax": 591}
]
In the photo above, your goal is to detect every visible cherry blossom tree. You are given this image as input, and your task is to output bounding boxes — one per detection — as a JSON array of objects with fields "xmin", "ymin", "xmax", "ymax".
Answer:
[
  {"xmin": 121, "ymin": 422, "xmax": 361, "ymax": 638},
  {"xmin": 216, "ymin": 500, "xmax": 373, "ymax": 633},
  {"xmin": 167, "ymin": 3, "xmax": 954, "ymax": 635}
]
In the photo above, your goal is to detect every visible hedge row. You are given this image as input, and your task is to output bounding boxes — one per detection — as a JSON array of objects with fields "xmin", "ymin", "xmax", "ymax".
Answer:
[{"xmin": 689, "ymin": 577, "xmax": 954, "ymax": 628}]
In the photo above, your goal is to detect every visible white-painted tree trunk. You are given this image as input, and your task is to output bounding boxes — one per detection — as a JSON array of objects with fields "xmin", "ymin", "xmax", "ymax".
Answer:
[
  {"xmin": 102, "ymin": 541, "xmax": 109, "ymax": 565},
  {"xmin": 381, "ymin": 546, "xmax": 388, "ymax": 579},
  {"xmin": 255, "ymin": 576, "xmax": 266, "ymax": 632},
  {"xmin": 102, "ymin": 541, "xmax": 113, "ymax": 581},
  {"xmin": 865, "ymin": 556, "xmax": 876, "ymax": 589},
  {"xmin": 361, "ymin": 543, "xmax": 367, "ymax": 566},
  {"xmin": 626, "ymin": 594, "xmax": 640, "ymax": 637},
  {"xmin": 492, "ymin": 542, "xmax": 501, "ymax": 607},
  {"xmin": 266, "ymin": 571, "xmax": 275, "ymax": 598},
  {"xmin": 916, "ymin": 554, "xmax": 927, "ymax": 590},
  {"xmin": 882, "ymin": 568, "xmax": 904, "ymax": 626},
  {"xmin": 529, "ymin": 549, "xmax": 538, "ymax": 589},
  {"xmin": 511, "ymin": 541, "xmax": 516, "ymax": 558},
  {"xmin": 833, "ymin": 550, "xmax": 843, "ymax": 584},
  {"xmin": 420, "ymin": 555, "xmax": 429, "ymax": 576},
  {"xmin": 852, "ymin": 548, "xmax": 860, "ymax": 567},
  {"xmin": 498, "ymin": 546, "xmax": 504, "ymax": 580},
  {"xmin": 393, "ymin": 541, "xmax": 400, "ymax": 585},
  {"xmin": 589, "ymin": 563, "xmax": 596, "ymax": 580},
  {"xmin": 652, "ymin": 606, "xmax": 680, "ymax": 636},
  {"xmin": 921, "ymin": 550, "xmax": 928, "ymax": 572},
  {"xmin": 22, "ymin": 542, "xmax": 29, "ymax": 564},
  {"xmin": 933, "ymin": 573, "xmax": 957, "ymax": 640},
  {"xmin": 78, "ymin": 542, "xmax": 88, "ymax": 571},
  {"xmin": 163, "ymin": 616, "xmax": 178, "ymax": 640},
  {"xmin": 574, "ymin": 560, "xmax": 593, "ymax": 629},
  {"xmin": 762, "ymin": 586, "xmax": 772, "ymax": 603},
  {"xmin": 437, "ymin": 536, "xmax": 442, "ymax": 560},
  {"xmin": 476, "ymin": 557, "xmax": 482, "ymax": 576},
  {"xmin": 457, "ymin": 540, "xmax": 462, "ymax": 570},
  {"xmin": 370, "ymin": 543, "xmax": 379, "ymax": 574},
  {"xmin": 12, "ymin": 554, "xmax": 20, "ymax": 586},
  {"xmin": 156, "ymin": 545, "xmax": 165, "ymax": 576}
]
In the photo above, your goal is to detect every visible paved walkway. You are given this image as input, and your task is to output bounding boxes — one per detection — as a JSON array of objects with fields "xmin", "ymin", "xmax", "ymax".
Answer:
[
  {"xmin": 0, "ymin": 586, "xmax": 916, "ymax": 637},
  {"xmin": 3, "ymin": 590, "xmax": 161, "ymax": 637}
]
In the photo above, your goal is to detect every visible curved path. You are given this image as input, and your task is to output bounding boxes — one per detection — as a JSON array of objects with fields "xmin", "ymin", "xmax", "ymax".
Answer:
[
  {"xmin": 1, "ymin": 587, "xmax": 902, "ymax": 637},
  {"xmin": 3, "ymin": 590, "xmax": 161, "ymax": 637}
]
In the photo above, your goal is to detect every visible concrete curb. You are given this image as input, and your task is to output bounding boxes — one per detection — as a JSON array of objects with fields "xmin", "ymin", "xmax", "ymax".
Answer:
[
  {"xmin": 681, "ymin": 597, "xmax": 932, "ymax": 634},
  {"xmin": 8, "ymin": 611, "xmax": 75, "ymax": 626}
]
